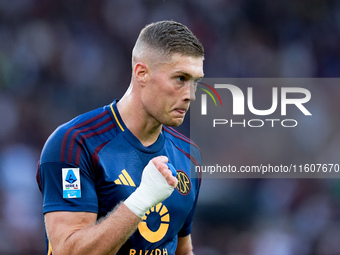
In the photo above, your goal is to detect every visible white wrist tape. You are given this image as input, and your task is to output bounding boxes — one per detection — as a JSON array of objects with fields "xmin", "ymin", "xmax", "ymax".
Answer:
[{"xmin": 124, "ymin": 160, "xmax": 175, "ymax": 218}]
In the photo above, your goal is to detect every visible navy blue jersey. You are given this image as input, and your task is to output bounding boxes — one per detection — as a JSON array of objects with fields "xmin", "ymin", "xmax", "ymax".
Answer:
[{"xmin": 37, "ymin": 100, "xmax": 201, "ymax": 255}]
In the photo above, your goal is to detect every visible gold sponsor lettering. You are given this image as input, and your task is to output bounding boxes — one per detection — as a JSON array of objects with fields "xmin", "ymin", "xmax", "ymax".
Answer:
[{"xmin": 129, "ymin": 248, "xmax": 167, "ymax": 255}]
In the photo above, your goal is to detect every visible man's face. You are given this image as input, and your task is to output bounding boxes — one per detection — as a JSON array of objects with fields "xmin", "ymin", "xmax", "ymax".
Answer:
[{"xmin": 142, "ymin": 53, "xmax": 204, "ymax": 127}]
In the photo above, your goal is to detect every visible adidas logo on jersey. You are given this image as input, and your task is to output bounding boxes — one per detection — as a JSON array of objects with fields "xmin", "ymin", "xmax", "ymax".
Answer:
[{"xmin": 114, "ymin": 169, "xmax": 136, "ymax": 187}]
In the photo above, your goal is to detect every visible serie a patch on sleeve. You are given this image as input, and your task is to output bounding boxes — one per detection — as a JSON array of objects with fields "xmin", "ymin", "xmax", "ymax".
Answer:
[{"xmin": 62, "ymin": 168, "xmax": 81, "ymax": 198}]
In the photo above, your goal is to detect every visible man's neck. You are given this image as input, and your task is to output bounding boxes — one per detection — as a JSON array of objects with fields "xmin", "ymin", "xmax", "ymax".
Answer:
[{"xmin": 116, "ymin": 93, "xmax": 162, "ymax": 147}]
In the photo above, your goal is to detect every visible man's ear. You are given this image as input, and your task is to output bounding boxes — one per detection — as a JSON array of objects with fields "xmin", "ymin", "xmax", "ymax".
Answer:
[{"xmin": 134, "ymin": 62, "xmax": 149, "ymax": 85}]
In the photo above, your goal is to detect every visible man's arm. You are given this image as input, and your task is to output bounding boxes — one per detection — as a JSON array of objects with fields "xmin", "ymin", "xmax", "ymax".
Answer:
[
  {"xmin": 45, "ymin": 203, "xmax": 140, "ymax": 255},
  {"xmin": 45, "ymin": 156, "xmax": 178, "ymax": 255},
  {"xmin": 175, "ymin": 235, "xmax": 194, "ymax": 255}
]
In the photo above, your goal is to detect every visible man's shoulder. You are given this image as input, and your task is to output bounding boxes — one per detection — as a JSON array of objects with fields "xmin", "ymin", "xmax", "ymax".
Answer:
[
  {"xmin": 163, "ymin": 126, "xmax": 202, "ymax": 185},
  {"xmin": 40, "ymin": 105, "xmax": 115, "ymax": 164},
  {"xmin": 162, "ymin": 126, "xmax": 200, "ymax": 154}
]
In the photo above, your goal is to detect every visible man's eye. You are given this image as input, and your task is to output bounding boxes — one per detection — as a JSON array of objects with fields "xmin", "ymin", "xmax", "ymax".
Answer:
[
  {"xmin": 197, "ymin": 78, "xmax": 202, "ymax": 83},
  {"xmin": 176, "ymin": 76, "xmax": 185, "ymax": 83},
  {"xmin": 194, "ymin": 79, "xmax": 202, "ymax": 86}
]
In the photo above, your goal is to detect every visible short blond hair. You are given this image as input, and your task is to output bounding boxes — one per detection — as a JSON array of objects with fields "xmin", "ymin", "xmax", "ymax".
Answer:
[{"xmin": 133, "ymin": 20, "xmax": 204, "ymax": 59}]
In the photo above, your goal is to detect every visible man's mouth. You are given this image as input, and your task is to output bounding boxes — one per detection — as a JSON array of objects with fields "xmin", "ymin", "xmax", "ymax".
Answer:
[{"xmin": 175, "ymin": 108, "xmax": 186, "ymax": 114}]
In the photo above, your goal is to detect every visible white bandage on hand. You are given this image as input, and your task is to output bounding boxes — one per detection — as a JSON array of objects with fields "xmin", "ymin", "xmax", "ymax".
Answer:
[{"xmin": 124, "ymin": 160, "xmax": 175, "ymax": 218}]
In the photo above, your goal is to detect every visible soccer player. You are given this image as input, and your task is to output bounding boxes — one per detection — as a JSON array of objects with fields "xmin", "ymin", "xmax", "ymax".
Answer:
[{"xmin": 37, "ymin": 20, "xmax": 204, "ymax": 255}]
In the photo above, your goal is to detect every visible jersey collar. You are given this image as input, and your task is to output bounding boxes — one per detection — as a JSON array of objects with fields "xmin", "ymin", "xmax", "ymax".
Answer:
[{"xmin": 109, "ymin": 100, "xmax": 165, "ymax": 153}]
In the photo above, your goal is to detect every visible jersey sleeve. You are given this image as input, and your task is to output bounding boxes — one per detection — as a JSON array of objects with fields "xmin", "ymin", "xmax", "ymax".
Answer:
[
  {"xmin": 178, "ymin": 177, "xmax": 200, "ymax": 237},
  {"xmin": 37, "ymin": 124, "xmax": 99, "ymax": 214},
  {"xmin": 178, "ymin": 144, "xmax": 202, "ymax": 237},
  {"xmin": 39, "ymin": 162, "xmax": 98, "ymax": 214}
]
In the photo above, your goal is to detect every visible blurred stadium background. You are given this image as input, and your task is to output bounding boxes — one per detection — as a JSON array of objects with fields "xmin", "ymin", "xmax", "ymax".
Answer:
[{"xmin": 1, "ymin": 0, "xmax": 340, "ymax": 254}]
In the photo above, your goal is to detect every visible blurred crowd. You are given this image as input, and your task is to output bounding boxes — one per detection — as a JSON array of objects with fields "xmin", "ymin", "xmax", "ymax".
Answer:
[{"xmin": 1, "ymin": 0, "xmax": 340, "ymax": 254}]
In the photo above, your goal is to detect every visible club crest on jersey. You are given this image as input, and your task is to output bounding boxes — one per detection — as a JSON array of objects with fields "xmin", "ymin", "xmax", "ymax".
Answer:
[
  {"xmin": 62, "ymin": 168, "xmax": 81, "ymax": 198},
  {"xmin": 176, "ymin": 170, "xmax": 191, "ymax": 195}
]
